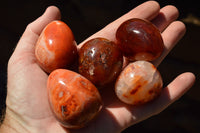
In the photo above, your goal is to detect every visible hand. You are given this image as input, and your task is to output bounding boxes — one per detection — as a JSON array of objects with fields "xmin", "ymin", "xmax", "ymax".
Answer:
[{"xmin": 1, "ymin": 1, "xmax": 195, "ymax": 133}]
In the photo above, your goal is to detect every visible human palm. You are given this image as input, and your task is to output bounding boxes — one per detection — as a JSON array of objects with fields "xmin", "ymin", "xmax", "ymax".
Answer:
[{"xmin": 5, "ymin": 1, "xmax": 195, "ymax": 133}]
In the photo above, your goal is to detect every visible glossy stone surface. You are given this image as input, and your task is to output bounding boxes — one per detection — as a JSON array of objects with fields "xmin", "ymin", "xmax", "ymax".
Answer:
[
  {"xmin": 47, "ymin": 69, "xmax": 102, "ymax": 128},
  {"xmin": 116, "ymin": 18, "xmax": 164, "ymax": 61},
  {"xmin": 35, "ymin": 20, "xmax": 78, "ymax": 73},
  {"xmin": 115, "ymin": 61, "xmax": 163, "ymax": 105},
  {"xmin": 79, "ymin": 38, "xmax": 123, "ymax": 86}
]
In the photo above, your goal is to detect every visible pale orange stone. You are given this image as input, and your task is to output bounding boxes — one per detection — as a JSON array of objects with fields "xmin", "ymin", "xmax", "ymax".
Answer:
[{"xmin": 115, "ymin": 61, "xmax": 163, "ymax": 105}]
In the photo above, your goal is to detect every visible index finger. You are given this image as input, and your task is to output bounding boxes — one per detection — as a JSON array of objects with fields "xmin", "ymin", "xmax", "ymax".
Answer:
[
  {"xmin": 13, "ymin": 6, "xmax": 61, "ymax": 57},
  {"xmin": 78, "ymin": 1, "xmax": 160, "ymax": 48}
]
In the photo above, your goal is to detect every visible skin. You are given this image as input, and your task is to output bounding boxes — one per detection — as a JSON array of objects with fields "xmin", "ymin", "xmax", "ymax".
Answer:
[{"xmin": 0, "ymin": 1, "xmax": 196, "ymax": 133}]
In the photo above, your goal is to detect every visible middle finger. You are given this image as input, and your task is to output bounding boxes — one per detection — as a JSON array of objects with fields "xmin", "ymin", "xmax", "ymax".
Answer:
[{"xmin": 151, "ymin": 5, "xmax": 179, "ymax": 32}]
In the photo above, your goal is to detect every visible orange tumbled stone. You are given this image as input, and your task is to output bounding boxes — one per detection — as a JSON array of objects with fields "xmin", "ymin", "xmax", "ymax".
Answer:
[
  {"xmin": 35, "ymin": 20, "xmax": 78, "ymax": 73},
  {"xmin": 47, "ymin": 69, "xmax": 102, "ymax": 128}
]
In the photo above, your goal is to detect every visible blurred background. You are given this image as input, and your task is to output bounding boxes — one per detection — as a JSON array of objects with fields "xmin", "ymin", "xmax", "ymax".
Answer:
[{"xmin": 0, "ymin": 0, "xmax": 199, "ymax": 132}]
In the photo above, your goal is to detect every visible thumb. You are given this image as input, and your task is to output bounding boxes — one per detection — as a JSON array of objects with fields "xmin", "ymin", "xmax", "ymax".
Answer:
[{"xmin": 10, "ymin": 6, "xmax": 61, "ymax": 64}]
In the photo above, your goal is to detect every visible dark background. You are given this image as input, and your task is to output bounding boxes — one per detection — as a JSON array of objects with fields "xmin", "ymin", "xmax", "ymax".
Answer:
[{"xmin": 0, "ymin": 0, "xmax": 199, "ymax": 132}]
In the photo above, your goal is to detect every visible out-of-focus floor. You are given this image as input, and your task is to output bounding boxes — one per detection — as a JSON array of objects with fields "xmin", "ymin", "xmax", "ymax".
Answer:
[{"xmin": 0, "ymin": 0, "xmax": 199, "ymax": 132}]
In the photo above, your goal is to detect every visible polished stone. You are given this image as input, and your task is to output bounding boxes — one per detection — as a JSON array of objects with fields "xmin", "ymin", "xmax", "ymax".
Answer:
[
  {"xmin": 79, "ymin": 38, "xmax": 123, "ymax": 86},
  {"xmin": 47, "ymin": 69, "xmax": 102, "ymax": 128},
  {"xmin": 116, "ymin": 18, "xmax": 164, "ymax": 61},
  {"xmin": 115, "ymin": 61, "xmax": 163, "ymax": 105},
  {"xmin": 35, "ymin": 20, "xmax": 78, "ymax": 73}
]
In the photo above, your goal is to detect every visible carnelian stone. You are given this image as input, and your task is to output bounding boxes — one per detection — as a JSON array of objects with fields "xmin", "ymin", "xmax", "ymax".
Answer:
[
  {"xmin": 47, "ymin": 69, "xmax": 102, "ymax": 128},
  {"xmin": 115, "ymin": 61, "xmax": 163, "ymax": 105},
  {"xmin": 116, "ymin": 18, "xmax": 164, "ymax": 61},
  {"xmin": 79, "ymin": 38, "xmax": 123, "ymax": 86},
  {"xmin": 35, "ymin": 20, "xmax": 78, "ymax": 73}
]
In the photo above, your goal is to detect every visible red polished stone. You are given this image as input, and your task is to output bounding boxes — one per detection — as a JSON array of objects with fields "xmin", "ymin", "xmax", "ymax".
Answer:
[
  {"xmin": 35, "ymin": 20, "xmax": 78, "ymax": 73},
  {"xmin": 116, "ymin": 18, "xmax": 164, "ymax": 61},
  {"xmin": 47, "ymin": 69, "xmax": 102, "ymax": 128},
  {"xmin": 79, "ymin": 38, "xmax": 123, "ymax": 86},
  {"xmin": 115, "ymin": 61, "xmax": 163, "ymax": 105}
]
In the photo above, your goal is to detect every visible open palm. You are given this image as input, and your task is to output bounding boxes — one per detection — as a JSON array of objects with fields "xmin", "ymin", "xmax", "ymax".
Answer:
[{"xmin": 5, "ymin": 1, "xmax": 195, "ymax": 133}]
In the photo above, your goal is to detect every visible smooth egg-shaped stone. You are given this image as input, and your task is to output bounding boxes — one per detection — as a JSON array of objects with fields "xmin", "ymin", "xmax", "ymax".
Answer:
[
  {"xmin": 79, "ymin": 38, "xmax": 123, "ymax": 86},
  {"xmin": 116, "ymin": 18, "xmax": 164, "ymax": 61},
  {"xmin": 47, "ymin": 69, "xmax": 102, "ymax": 128},
  {"xmin": 35, "ymin": 20, "xmax": 78, "ymax": 73},
  {"xmin": 115, "ymin": 61, "xmax": 163, "ymax": 105}
]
